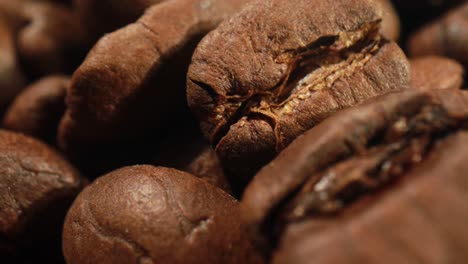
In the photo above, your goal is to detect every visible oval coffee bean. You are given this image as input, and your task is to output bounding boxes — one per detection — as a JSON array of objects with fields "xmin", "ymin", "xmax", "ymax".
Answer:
[
  {"xmin": 188, "ymin": 0, "xmax": 410, "ymax": 190},
  {"xmin": 242, "ymin": 89, "xmax": 468, "ymax": 262},
  {"xmin": 0, "ymin": 130, "xmax": 85, "ymax": 261},
  {"xmin": 0, "ymin": 14, "xmax": 25, "ymax": 109},
  {"xmin": 3, "ymin": 75, "xmax": 69, "ymax": 144},
  {"xmin": 408, "ymin": 2, "xmax": 468, "ymax": 69},
  {"xmin": 410, "ymin": 56, "xmax": 464, "ymax": 90},
  {"xmin": 63, "ymin": 165, "xmax": 263, "ymax": 264}
]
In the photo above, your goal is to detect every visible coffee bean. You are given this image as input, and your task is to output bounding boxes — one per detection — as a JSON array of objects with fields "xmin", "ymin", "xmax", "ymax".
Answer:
[
  {"xmin": 0, "ymin": 0, "xmax": 89, "ymax": 77},
  {"xmin": 0, "ymin": 14, "xmax": 26, "ymax": 109},
  {"xmin": 410, "ymin": 56, "xmax": 464, "ymax": 90},
  {"xmin": 3, "ymin": 75, "xmax": 69, "ymax": 144},
  {"xmin": 188, "ymin": 0, "xmax": 411, "ymax": 190},
  {"xmin": 408, "ymin": 2, "xmax": 468, "ymax": 69},
  {"xmin": 0, "ymin": 130, "xmax": 85, "ymax": 262},
  {"xmin": 242, "ymin": 89, "xmax": 468, "ymax": 262},
  {"xmin": 0, "ymin": 0, "xmax": 467, "ymax": 262},
  {"xmin": 17, "ymin": 1, "xmax": 87, "ymax": 76},
  {"xmin": 63, "ymin": 165, "xmax": 263, "ymax": 264}
]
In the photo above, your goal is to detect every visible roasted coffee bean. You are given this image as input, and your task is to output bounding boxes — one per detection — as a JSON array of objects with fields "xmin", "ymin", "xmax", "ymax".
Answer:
[
  {"xmin": 3, "ymin": 75, "xmax": 69, "ymax": 144},
  {"xmin": 188, "ymin": 0, "xmax": 410, "ymax": 190},
  {"xmin": 410, "ymin": 56, "xmax": 464, "ymax": 90},
  {"xmin": 18, "ymin": 1, "xmax": 88, "ymax": 77},
  {"xmin": 0, "ymin": 14, "xmax": 26, "ymax": 109},
  {"xmin": 58, "ymin": 0, "xmax": 250, "ymax": 173},
  {"xmin": 0, "ymin": 130, "xmax": 85, "ymax": 262},
  {"xmin": 63, "ymin": 165, "xmax": 263, "ymax": 264},
  {"xmin": 241, "ymin": 89, "xmax": 468, "ymax": 262},
  {"xmin": 408, "ymin": 2, "xmax": 468, "ymax": 69},
  {"xmin": 0, "ymin": 0, "xmax": 89, "ymax": 77},
  {"xmin": 73, "ymin": 0, "xmax": 165, "ymax": 40}
]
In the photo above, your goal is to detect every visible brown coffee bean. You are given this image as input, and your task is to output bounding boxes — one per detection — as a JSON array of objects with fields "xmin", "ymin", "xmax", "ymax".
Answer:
[
  {"xmin": 0, "ymin": 0, "xmax": 89, "ymax": 77},
  {"xmin": 188, "ymin": 0, "xmax": 410, "ymax": 190},
  {"xmin": 408, "ymin": 2, "xmax": 468, "ymax": 68},
  {"xmin": 0, "ymin": 130, "xmax": 85, "ymax": 261},
  {"xmin": 63, "ymin": 165, "xmax": 263, "ymax": 264},
  {"xmin": 0, "ymin": 15, "xmax": 26, "ymax": 109},
  {"xmin": 275, "ymin": 134, "xmax": 468, "ymax": 264},
  {"xmin": 3, "ymin": 75, "xmax": 69, "ymax": 144},
  {"xmin": 18, "ymin": 1, "xmax": 89, "ymax": 77},
  {"xmin": 58, "ymin": 0, "xmax": 250, "ymax": 172},
  {"xmin": 241, "ymin": 89, "xmax": 468, "ymax": 262},
  {"xmin": 410, "ymin": 56, "xmax": 464, "ymax": 90},
  {"xmin": 73, "ymin": 0, "xmax": 166, "ymax": 40}
]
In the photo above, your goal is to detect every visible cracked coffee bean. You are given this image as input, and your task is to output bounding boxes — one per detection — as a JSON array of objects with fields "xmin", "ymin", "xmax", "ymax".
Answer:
[
  {"xmin": 63, "ymin": 165, "xmax": 263, "ymax": 264},
  {"xmin": 58, "ymin": 0, "xmax": 250, "ymax": 174},
  {"xmin": 241, "ymin": 89, "xmax": 468, "ymax": 263},
  {"xmin": 3, "ymin": 75, "xmax": 69, "ymax": 144},
  {"xmin": 188, "ymin": 0, "xmax": 410, "ymax": 190},
  {"xmin": 410, "ymin": 56, "xmax": 464, "ymax": 90},
  {"xmin": 408, "ymin": 2, "xmax": 468, "ymax": 69},
  {"xmin": 0, "ymin": 130, "xmax": 85, "ymax": 262}
]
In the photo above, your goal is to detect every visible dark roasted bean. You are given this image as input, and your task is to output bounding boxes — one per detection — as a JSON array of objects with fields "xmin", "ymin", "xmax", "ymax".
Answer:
[
  {"xmin": 188, "ymin": 0, "xmax": 410, "ymax": 190},
  {"xmin": 242, "ymin": 89, "xmax": 468, "ymax": 262}
]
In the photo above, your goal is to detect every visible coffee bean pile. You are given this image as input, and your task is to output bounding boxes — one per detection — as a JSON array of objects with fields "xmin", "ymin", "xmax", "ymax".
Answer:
[{"xmin": 0, "ymin": 0, "xmax": 466, "ymax": 263}]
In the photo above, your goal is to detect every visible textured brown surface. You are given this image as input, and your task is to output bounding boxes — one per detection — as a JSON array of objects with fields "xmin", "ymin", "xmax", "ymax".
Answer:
[
  {"xmin": 275, "ymin": 132, "xmax": 468, "ymax": 264},
  {"xmin": 241, "ymin": 89, "xmax": 468, "ymax": 262},
  {"xmin": 3, "ymin": 75, "xmax": 69, "ymax": 144},
  {"xmin": 410, "ymin": 56, "xmax": 464, "ymax": 90},
  {"xmin": 58, "ymin": 0, "xmax": 250, "ymax": 171},
  {"xmin": 0, "ymin": 14, "xmax": 26, "ymax": 109},
  {"xmin": 408, "ymin": 2, "xmax": 468, "ymax": 68},
  {"xmin": 0, "ymin": 130, "xmax": 84, "ymax": 260},
  {"xmin": 188, "ymin": 0, "xmax": 410, "ymax": 188},
  {"xmin": 63, "ymin": 165, "xmax": 263, "ymax": 264}
]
